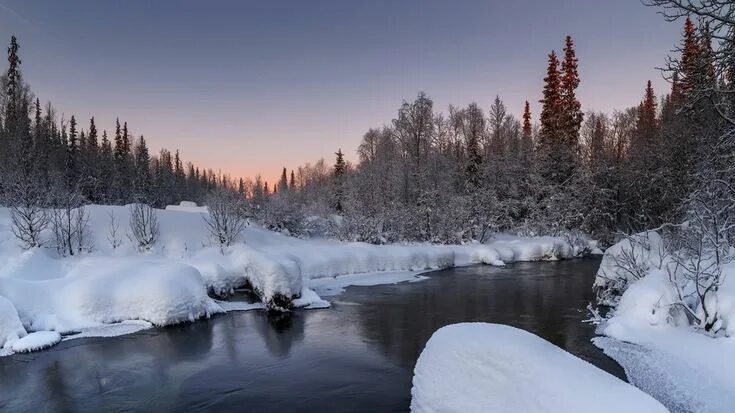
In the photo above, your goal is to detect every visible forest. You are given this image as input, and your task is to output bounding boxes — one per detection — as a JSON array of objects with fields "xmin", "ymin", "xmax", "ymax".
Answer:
[{"xmin": 257, "ymin": 19, "xmax": 730, "ymax": 248}]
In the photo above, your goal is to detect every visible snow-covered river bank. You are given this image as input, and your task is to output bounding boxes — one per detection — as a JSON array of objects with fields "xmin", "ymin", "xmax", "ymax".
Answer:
[
  {"xmin": 0, "ymin": 203, "xmax": 590, "ymax": 355},
  {"xmin": 0, "ymin": 259, "xmax": 613, "ymax": 412}
]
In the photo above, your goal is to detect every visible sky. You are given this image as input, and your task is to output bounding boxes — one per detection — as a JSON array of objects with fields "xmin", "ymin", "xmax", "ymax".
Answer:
[{"xmin": 0, "ymin": 0, "xmax": 682, "ymax": 183}]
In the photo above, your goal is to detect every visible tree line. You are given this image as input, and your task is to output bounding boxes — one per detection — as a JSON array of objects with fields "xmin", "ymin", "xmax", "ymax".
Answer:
[
  {"xmin": 0, "ymin": 36, "xmax": 233, "ymax": 212},
  {"xmin": 254, "ymin": 22, "xmax": 731, "ymax": 246}
]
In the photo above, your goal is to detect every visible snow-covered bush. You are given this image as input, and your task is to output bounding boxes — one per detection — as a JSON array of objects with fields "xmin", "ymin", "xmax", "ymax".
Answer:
[
  {"xmin": 129, "ymin": 203, "xmax": 159, "ymax": 251},
  {"xmin": 596, "ymin": 227, "xmax": 735, "ymax": 335},
  {"xmin": 10, "ymin": 203, "xmax": 48, "ymax": 249},
  {"xmin": 106, "ymin": 210, "xmax": 122, "ymax": 249},
  {"xmin": 593, "ymin": 231, "xmax": 667, "ymax": 306},
  {"xmin": 203, "ymin": 189, "xmax": 248, "ymax": 251},
  {"xmin": 50, "ymin": 197, "xmax": 91, "ymax": 257}
]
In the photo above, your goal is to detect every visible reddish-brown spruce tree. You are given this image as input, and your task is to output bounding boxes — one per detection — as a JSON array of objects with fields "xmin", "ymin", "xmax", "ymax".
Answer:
[
  {"xmin": 680, "ymin": 17, "xmax": 701, "ymax": 96},
  {"xmin": 560, "ymin": 35, "xmax": 583, "ymax": 151},
  {"xmin": 539, "ymin": 51, "xmax": 562, "ymax": 148},
  {"xmin": 522, "ymin": 101, "xmax": 532, "ymax": 138},
  {"xmin": 635, "ymin": 80, "xmax": 658, "ymax": 150}
]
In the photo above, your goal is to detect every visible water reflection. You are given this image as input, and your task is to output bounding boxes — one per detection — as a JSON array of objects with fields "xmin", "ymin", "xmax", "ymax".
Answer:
[
  {"xmin": 349, "ymin": 259, "xmax": 618, "ymax": 374},
  {"xmin": 0, "ymin": 258, "xmax": 620, "ymax": 412}
]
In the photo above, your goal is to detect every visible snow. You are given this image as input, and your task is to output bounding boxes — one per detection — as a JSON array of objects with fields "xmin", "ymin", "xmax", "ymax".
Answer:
[
  {"xmin": 292, "ymin": 287, "xmax": 331, "ymax": 309},
  {"xmin": 0, "ymin": 295, "xmax": 26, "ymax": 348},
  {"xmin": 410, "ymin": 323, "xmax": 668, "ymax": 413},
  {"xmin": 10, "ymin": 331, "xmax": 61, "ymax": 353},
  {"xmin": 63, "ymin": 320, "xmax": 154, "ymax": 340},
  {"xmin": 594, "ymin": 266, "xmax": 735, "ymax": 412},
  {"xmin": 594, "ymin": 335, "xmax": 735, "ymax": 413},
  {"xmin": 214, "ymin": 300, "xmax": 265, "ymax": 312},
  {"xmin": 0, "ymin": 203, "xmax": 584, "ymax": 355},
  {"xmin": 307, "ymin": 271, "xmax": 428, "ymax": 296}
]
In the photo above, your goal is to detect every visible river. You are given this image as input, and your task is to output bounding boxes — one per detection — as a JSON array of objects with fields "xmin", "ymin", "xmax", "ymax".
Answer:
[{"xmin": 0, "ymin": 257, "xmax": 621, "ymax": 412}]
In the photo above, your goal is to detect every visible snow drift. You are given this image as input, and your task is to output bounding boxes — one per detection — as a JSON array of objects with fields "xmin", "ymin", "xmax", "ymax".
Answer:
[{"xmin": 410, "ymin": 323, "xmax": 668, "ymax": 413}]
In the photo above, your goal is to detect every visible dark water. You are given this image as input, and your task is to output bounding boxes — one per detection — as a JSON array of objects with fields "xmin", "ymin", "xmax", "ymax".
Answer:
[{"xmin": 0, "ymin": 257, "xmax": 622, "ymax": 412}]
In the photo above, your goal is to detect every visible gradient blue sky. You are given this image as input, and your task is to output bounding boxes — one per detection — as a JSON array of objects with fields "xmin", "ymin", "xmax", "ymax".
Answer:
[{"xmin": 0, "ymin": 0, "xmax": 681, "ymax": 182}]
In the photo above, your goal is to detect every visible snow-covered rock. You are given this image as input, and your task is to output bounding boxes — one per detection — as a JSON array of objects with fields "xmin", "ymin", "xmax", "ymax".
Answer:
[
  {"xmin": 411, "ymin": 323, "xmax": 668, "ymax": 413},
  {"xmin": 0, "ymin": 295, "xmax": 26, "ymax": 348}
]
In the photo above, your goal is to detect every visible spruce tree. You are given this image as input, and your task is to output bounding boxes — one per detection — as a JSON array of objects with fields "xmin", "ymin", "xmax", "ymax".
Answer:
[
  {"xmin": 561, "ymin": 35, "xmax": 582, "ymax": 147},
  {"xmin": 99, "ymin": 130, "xmax": 114, "ymax": 203},
  {"xmin": 635, "ymin": 81, "xmax": 658, "ymax": 149},
  {"xmin": 559, "ymin": 35, "xmax": 582, "ymax": 180},
  {"xmin": 488, "ymin": 95, "xmax": 506, "ymax": 156},
  {"xmin": 238, "ymin": 178, "xmax": 245, "ymax": 196},
  {"xmin": 174, "ymin": 150, "xmax": 185, "ymax": 199},
  {"xmin": 278, "ymin": 167, "xmax": 288, "ymax": 193},
  {"xmin": 538, "ymin": 50, "xmax": 563, "ymax": 183},
  {"xmin": 333, "ymin": 149, "xmax": 347, "ymax": 212},
  {"xmin": 521, "ymin": 101, "xmax": 533, "ymax": 165},
  {"xmin": 65, "ymin": 116, "xmax": 79, "ymax": 191},
  {"xmin": 680, "ymin": 18, "xmax": 701, "ymax": 96},
  {"xmin": 133, "ymin": 136, "xmax": 152, "ymax": 202},
  {"xmin": 82, "ymin": 117, "xmax": 99, "ymax": 200}
]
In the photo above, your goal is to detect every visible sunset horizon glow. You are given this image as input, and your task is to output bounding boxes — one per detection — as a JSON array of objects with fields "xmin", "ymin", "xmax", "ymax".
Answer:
[{"xmin": 0, "ymin": 0, "xmax": 682, "ymax": 185}]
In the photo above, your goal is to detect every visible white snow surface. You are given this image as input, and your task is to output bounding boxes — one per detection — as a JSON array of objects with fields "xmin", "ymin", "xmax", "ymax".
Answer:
[
  {"xmin": 410, "ymin": 323, "xmax": 668, "ymax": 413},
  {"xmin": 0, "ymin": 204, "xmax": 581, "ymax": 355}
]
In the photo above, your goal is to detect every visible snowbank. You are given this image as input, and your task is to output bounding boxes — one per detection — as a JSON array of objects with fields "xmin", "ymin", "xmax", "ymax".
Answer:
[{"xmin": 410, "ymin": 323, "xmax": 667, "ymax": 413}]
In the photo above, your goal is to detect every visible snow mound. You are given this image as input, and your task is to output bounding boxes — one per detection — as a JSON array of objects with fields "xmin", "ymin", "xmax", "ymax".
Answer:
[
  {"xmin": 164, "ymin": 201, "xmax": 208, "ymax": 213},
  {"xmin": 0, "ymin": 257, "xmax": 222, "ymax": 333},
  {"xmin": 0, "ymin": 295, "xmax": 26, "ymax": 348},
  {"xmin": 410, "ymin": 323, "xmax": 667, "ymax": 413},
  {"xmin": 10, "ymin": 331, "xmax": 61, "ymax": 353},
  {"xmin": 603, "ymin": 270, "xmax": 685, "ymax": 337}
]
